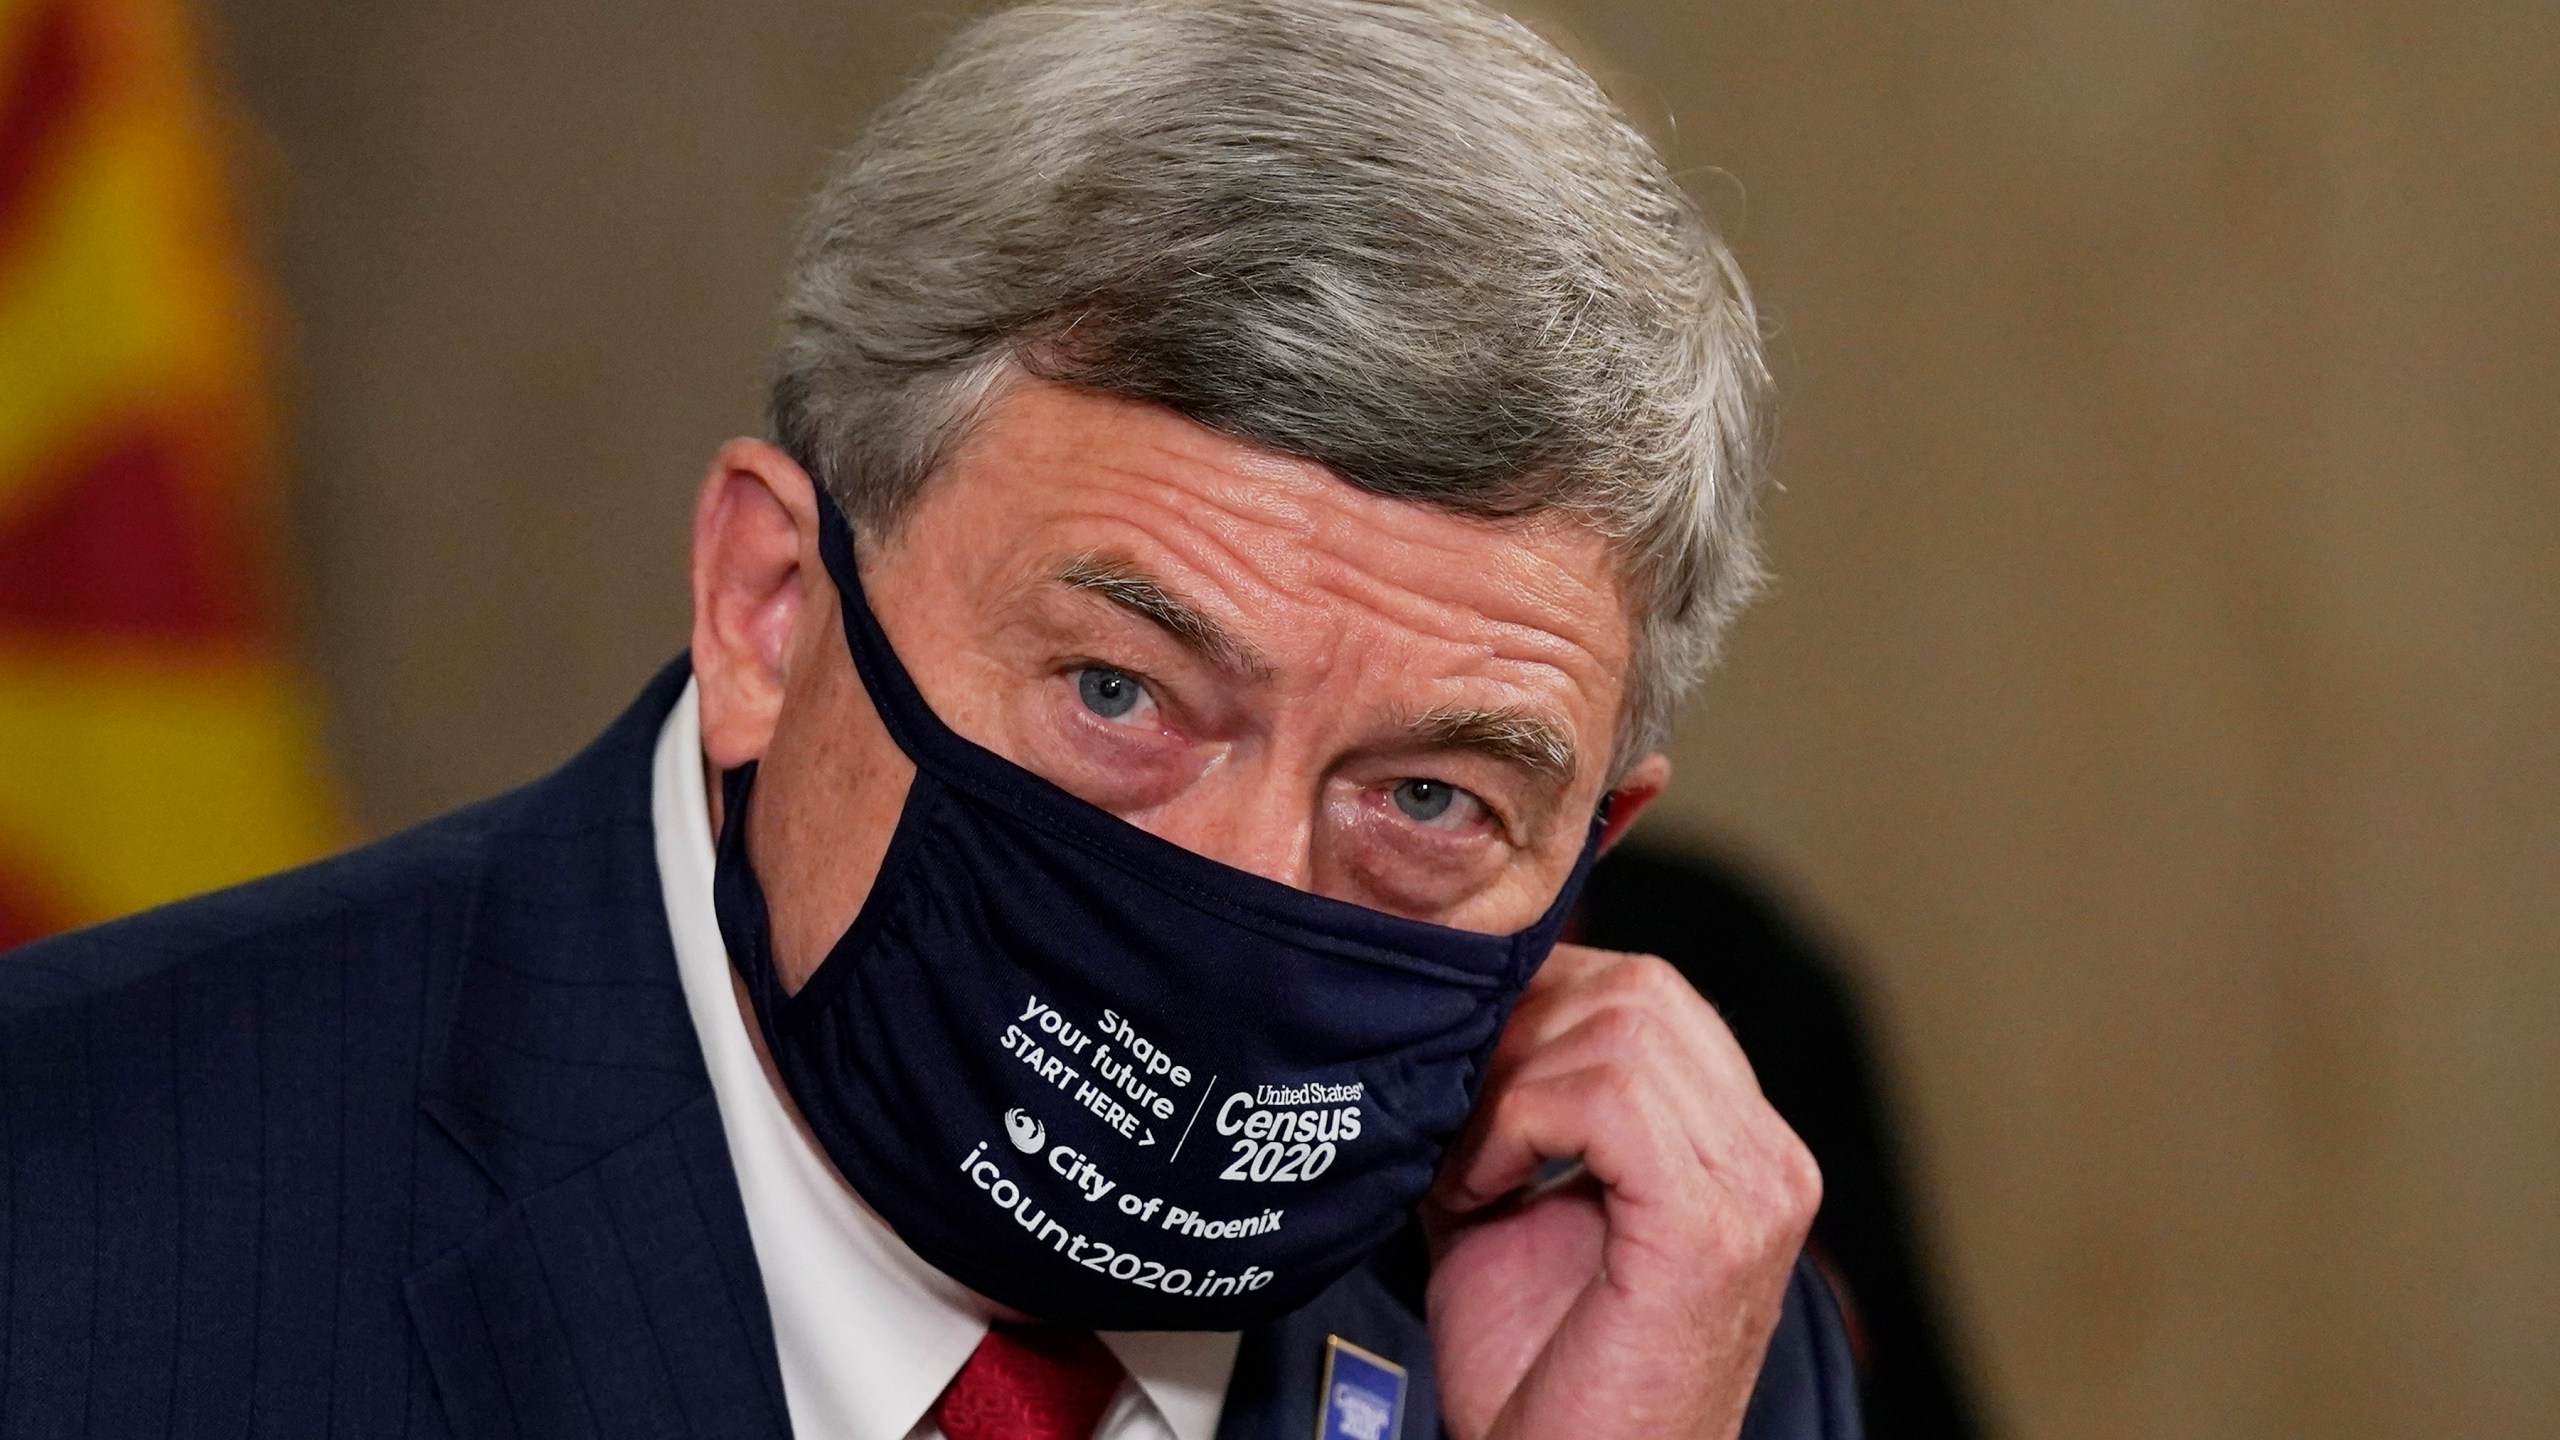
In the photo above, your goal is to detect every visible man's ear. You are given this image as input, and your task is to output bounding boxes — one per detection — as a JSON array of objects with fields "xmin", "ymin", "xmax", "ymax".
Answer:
[
  {"xmin": 690, "ymin": 437, "xmax": 825, "ymax": 771},
  {"xmin": 1596, "ymin": 752, "xmax": 1672, "ymax": 854}
]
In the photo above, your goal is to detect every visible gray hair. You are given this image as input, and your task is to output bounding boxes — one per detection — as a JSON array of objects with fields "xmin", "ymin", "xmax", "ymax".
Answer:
[{"xmin": 771, "ymin": 0, "xmax": 1770, "ymax": 761}]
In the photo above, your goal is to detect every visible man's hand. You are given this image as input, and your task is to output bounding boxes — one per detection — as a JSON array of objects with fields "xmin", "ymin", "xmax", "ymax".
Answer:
[{"xmin": 1422, "ymin": 944, "xmax": 1821, "ymax": 1440}]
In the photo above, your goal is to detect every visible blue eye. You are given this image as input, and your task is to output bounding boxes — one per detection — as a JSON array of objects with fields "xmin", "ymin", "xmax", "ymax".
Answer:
[
  {"xmin": 1391, "ymin": 778, "xmax": 1457, "ymax": 823},
  {"xmin": 1076, "ymin": 666, "xmax": 1145, "ymax": 720}
]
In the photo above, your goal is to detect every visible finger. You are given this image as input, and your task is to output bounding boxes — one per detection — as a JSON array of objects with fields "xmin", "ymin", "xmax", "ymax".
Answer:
[
  {"xmin": 1485, "ymin": 956, "xmax": 1753, "ymax": 1149},
  {"xmin": 1448, "ymin": 1000, "xmax": 1808, "ymax": 1224},
  {"xmin": 1433, "ymin": 1060, "xmax": 1685, "ymax": 1215},
  {"xmin": 1496, "ymin": 946, "xmax": 1761, "ymax": 1096},
  {"xmin": 1504, "ymin": 946, "xmax": 1740, "ymax": 1076},
  {"xmin": 1440, "ymin": 990, "xmax": 1738, "ymax": 1209}
]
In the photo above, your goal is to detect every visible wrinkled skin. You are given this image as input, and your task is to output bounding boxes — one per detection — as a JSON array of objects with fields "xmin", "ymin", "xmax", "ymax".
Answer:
[{"xmin": 689, "ymin": 379, "xmax": 1819, "ymax": 1439}]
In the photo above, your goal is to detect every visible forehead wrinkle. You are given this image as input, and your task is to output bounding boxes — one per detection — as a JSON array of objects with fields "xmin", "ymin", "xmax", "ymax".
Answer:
[
  {"xmin": 1053, "ymin": 551, "xmax": 1273, "ymax": 678},
  {"xmin": 1107, "ymin": 494, "xmax": 1610, "ymax": 730},
  {"xmin": 1124, "ymin": 473, "xmax": 1621, "ymax": 681},
  {"xmin": 1291, "ymin": 560, "xmax": 1619, "ymax": 691},
  {"xmin": 1112, "ymin": 472, "xmax": 1328, "ymax": 598},
  {"xmin": 1056, "ymin": 481, "xmax": 1329, "ymax": 631}
]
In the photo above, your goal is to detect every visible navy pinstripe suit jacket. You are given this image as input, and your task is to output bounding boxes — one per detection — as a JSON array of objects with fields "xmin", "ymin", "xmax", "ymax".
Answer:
[{"xmin": 0, "ymin": 659, "xmax": 1859, "ymax": 1439}]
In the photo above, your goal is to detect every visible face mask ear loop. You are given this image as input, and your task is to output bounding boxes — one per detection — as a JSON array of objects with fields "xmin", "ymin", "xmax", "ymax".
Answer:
[
  {"xmin": 813, "ymin": 492, "xmax": 965, "ymax": 774},
  {"xmin": 712, "ymin": 760, "xmax": 793, "ymax": 1024}
]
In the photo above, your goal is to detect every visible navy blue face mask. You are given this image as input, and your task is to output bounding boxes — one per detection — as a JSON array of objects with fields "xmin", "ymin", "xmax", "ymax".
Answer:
[{"xmin": 712, "ymin": 492, "xmax": 1604, "ymax": 1330}]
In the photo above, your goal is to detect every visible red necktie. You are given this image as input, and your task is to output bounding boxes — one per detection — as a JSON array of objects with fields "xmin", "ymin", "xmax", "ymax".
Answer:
[{"xmin": 934, "ymin": 1325, "xmax": 1128, "ymax": 1440}]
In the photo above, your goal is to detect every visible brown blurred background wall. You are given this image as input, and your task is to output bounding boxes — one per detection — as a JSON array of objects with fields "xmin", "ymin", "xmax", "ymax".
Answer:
[{"xmin": 195, "ymin": 1, "xmax": 2559, "ymax": 1436}]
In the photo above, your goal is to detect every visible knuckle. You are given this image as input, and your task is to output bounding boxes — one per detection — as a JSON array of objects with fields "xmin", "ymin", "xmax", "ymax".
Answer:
[
  {"xmin": 1795, "ymin": 1154, "xmax": 1825, "ymax": 1210},
  {"xmin": 1584, "ymin": 1003, "xmax": 1652, "ymax": 1054},
  {"xmin": 1590, "ymin": 1060, "xmax": 1646, "ymax": 1111},
  {"xmin": 1596, "ymin": 950, "xmax": 1668, "ymax": 1000},
  {"xmin": 1774, "ymin": 1133, "xmax": 1824, "ymax": 1218},
  {"xmin": 1629, "ymin": 951, "xmax": 1686, "ymax": 992},
  {"xmin": 1489, "ymin": 1079, "xmax": 1547, "ymax": 1134},
  {"xmin": 1627, "ymin": 953, "xmax": 1719, "ymax": 1022}
]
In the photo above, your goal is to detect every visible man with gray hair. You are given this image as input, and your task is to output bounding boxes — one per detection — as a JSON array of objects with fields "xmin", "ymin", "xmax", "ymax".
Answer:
[{"xmin": 0, "ymin": 2, "xmax": 1857, "ymax": 1438}]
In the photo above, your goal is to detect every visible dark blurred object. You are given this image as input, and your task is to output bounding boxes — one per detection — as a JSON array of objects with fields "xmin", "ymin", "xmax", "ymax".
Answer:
[{"xmin": 1579, "ymin": 843, "xmax": 1984, "ymax": 1440}]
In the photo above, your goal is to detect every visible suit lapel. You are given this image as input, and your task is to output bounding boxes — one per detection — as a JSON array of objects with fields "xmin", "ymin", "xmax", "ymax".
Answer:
[
  {"xmin": 1221, "ymin": 1230, "xmax": 1441, "ymax": 1440},
  {"xmin": 405, "ymin": 1094, "xmax": 790, "ymax": 1440},
  {"xmin": 405, "ymin": 658, "xmax": 791, "ymax": 1440}
]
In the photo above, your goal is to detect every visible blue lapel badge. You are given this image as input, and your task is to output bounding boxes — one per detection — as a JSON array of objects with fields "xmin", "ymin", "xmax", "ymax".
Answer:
[{"xmin": 1317, "ymin": 1335, "xmax": 1407, "ymax": 1440}]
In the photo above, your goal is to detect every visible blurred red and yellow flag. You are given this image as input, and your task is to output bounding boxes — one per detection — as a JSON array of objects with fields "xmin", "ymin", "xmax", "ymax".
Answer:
[{"xmin": 0, "ymin": 0, "xmax": 339, "ymax": 948}]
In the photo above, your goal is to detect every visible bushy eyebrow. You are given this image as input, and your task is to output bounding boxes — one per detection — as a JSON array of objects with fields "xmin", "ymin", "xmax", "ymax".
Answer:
[
  {"xmin": 1054, "ymin": 553, "xmax": 1269, "ymax": 677},
  {"xmin": 1406, "ymin": 706, "xmax": 1578, "ymax": 786}
]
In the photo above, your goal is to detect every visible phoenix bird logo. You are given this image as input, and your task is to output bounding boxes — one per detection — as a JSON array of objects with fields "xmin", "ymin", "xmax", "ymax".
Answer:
[{"xmin": 1004, "ymin": 1108, "xmax": 1046, "ymax": 1155}]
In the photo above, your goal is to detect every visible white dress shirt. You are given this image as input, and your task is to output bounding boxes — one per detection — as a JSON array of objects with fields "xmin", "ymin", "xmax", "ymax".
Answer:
[{"xmin": 652, "ymin": 679, "xmax": 1241, "ymax": 1440}]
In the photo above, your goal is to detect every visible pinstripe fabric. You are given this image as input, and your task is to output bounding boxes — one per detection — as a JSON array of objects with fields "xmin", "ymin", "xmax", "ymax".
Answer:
[
  {"xmin": 0, "ymin": 658, "xmax": 789, "ymax": 1438},
  {"xmin": 2, "ymin": 797, "xmax": 485, "ymax": 1438},
  {"xmin": 0, "ymin": 656, "xmax": 1857, "ymax": 1440}
]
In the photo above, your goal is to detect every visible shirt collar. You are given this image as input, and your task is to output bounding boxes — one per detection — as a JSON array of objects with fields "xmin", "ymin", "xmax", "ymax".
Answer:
[{"xmin": 1103, "ymin": 1331, "xmax": 1242, "ymax": 1440}]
